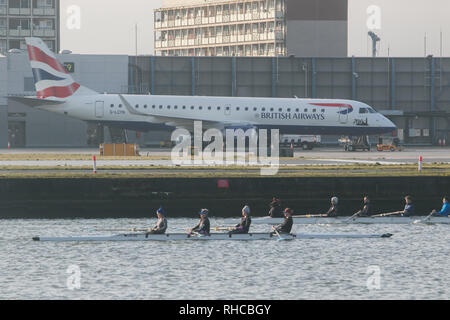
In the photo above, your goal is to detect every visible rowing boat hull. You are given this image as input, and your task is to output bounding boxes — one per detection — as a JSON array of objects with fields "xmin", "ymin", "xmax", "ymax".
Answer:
[
  {"xmin": 224, "ymin": 216, "xmax": 450, "ymax": 225},
  {"xmin": 33, "ymin": 232, "xmax": 393, "ymax": 242}
]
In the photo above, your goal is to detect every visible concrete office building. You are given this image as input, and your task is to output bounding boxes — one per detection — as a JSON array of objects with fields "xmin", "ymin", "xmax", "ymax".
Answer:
[
  {"xmin": 154, "ymin": 0, "xmax": 347, "ymax": 57},
  {"xmin": 0, "ymin": 0, "xmax": 60, "ymax": 54}
]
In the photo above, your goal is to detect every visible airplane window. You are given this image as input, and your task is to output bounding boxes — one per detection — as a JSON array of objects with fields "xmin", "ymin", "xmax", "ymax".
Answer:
[
  {"xmin": 236, "ymin": 107, "xmax": 240, "ymax": 111},
  {"xmin": 245, "ymin": 107, "xmax": 249, "ymax": 111},
  {"xmin": 262, "ymin": 108, "xmax": 266, "ymax": 111},
  {"xmin": 321, "ymin": 109, "xmax": 325, "ymax": 113},
  {"xmin": 312, "ymin": 109, "xmax": 316, "ymax": 113},
  {"xmin": 226, "ymin": 107, "xmax": 230, "ymax": 110},
  {"xmin": 167, "ymin": 105, "xmax": 171, "ymax": 109},
  {"xmin": 359, "ymin": 108, "xmax": 368, "ymax": 114},
  {"xmin": 287, "ymin": 108, "xmax": 291, "ymax": 112},
  {"xmin": 144, "ymin": 105, "xmax": 148, "ymax": 109},
  {"xmin": 208, "ymin": 106, "xmax": 212, "ymax": 110},
  {"xmin": 174, "ymin": 106, "xmax": 178, "ymax": 109},
  {"xmin": 182, "ymin": 106, "xmax": 186, "ymax": 109},
  {"xmin": 119, "ymin": 104, "xmax": 122, "ymax": 108},
  {"xmin": 199, "ymin": 106, "xmax": 203, "ymax": 110},
  {"xmin": 217, "ymin": 106, "xmax": 221, "ymax": 110},
  {"xmin": 135, "ymin": 105, "xmax": 139, "ymax": 109},
  {"xmin": 304, "ymin": 108, "xmax": 308, "ymax": 112},
  {"xmin": 270, "ymin": 108, "xmax": 274, "ymax": 112},
  {"xmin": 152, "ymin": 105, "xmax": 156, "ymax": 109},
  {"xmin": 159, "ymin": 105, "xmax": 163, "ymax": 109},
  {"xmin": 279, "ymin": 108, "xmax": 282, "ymax": 112},
  {"xmin": 253, "ymin": 107, "xmax": 257, "ymax": 111},
  {"xmin": 110, "ymin": 104, "xmax": 114, "ymax": 108},
  {"xmin": 191, "ymin": 106, "xmax": 194, "ymax": 110},
  {"xmin": 296, "ymin": 108, "xmax": 299, "ymax": 112}
]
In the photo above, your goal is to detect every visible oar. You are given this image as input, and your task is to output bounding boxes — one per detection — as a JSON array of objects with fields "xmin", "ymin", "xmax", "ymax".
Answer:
[
  {"xmin": 413, "ymin": 212, "xmax": 434, "ymax": 224},
  {"xmin": 292, "ymin": 214, "xmax": 328, "ymax": 218},
  {"xmin": 214, "ymin": 226, "xmax": 233, "ymax": 231},
  {"xmin": 343, "ymin": 212, "xmax": 360, "ymax": 223},
  {"xmin": 372, "ymin": 211, "xmax": 403, "ymax": 218},
  {"xmin": 272, "ymin": 226, "xmax": 286, "ymax": 241},
  {"xmin": 87, "ymin": 227, "xmax": 150, "ymax": 232}
]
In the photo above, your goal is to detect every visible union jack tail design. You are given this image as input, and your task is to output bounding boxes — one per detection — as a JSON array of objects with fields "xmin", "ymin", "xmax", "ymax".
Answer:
[{"xmin": 25, "ymin": 37, "xmax": 80, "ymax": 100}]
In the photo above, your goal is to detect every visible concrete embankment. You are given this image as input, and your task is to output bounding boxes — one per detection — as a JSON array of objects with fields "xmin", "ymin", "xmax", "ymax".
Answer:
[{"xmin": 0, "ymin": 176, "xmax": 448, "ymax": 218}]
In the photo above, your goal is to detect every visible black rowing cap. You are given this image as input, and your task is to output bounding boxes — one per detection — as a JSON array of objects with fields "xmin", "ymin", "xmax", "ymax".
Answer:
[{"xmin": 32, "ymin": 237, "xmax": 40, "ymax": 241}]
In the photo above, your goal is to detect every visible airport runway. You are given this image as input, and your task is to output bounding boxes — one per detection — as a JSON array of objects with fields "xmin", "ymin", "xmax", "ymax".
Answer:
[{"xmin": 0, "ymin": 147, "xmax": 448, "ymax": 167}]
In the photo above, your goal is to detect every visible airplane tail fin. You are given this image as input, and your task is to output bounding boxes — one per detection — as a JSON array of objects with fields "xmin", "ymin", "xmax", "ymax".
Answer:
[{"xmin": 25, "ymin": 37, "xmax": 97, "ymax": 100}]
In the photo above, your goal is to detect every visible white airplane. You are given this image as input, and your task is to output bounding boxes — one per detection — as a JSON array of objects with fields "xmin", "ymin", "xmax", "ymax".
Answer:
[{"xmin": 11, "ymin": 37, "xmax": 396, "ymax": 136}]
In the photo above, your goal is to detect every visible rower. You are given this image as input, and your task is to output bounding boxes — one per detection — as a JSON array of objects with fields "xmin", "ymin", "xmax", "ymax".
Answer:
[
  {"xmin": 268, "ymin": 197, "xmax": 283, "ymax": 218},
  {"xmin": 400, "ymin": 195, "xmax": 414, "ymax": 217},
  {"xmin": 325, "ymin": 197, "xmax": 339, "ymax": 217},
  {"xmin": 229, "ymin": 205, "xmax": 252, "ymax": 234},
  {"xmin": 190, "ymin": 209, "xmax": 211, "ymax": 235},
  {"xmin": 431, "ymin": 196, "xmax": 450, "ymax": 217},
  {"xmin": 147, "ymin": 206, "xmax": 168, "ymax": 234},
  {"xmin": 272, "ymin": 208, "xmax": 294, "ymax": 235},
  {"xmin": 356, "ymin": 196, "xmax": 372, "ymax": 217}
]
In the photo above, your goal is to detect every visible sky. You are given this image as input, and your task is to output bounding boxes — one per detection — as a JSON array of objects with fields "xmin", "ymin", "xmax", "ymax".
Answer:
[{"xmin": 60, "ymin": 0, "xmax": 450, "ymax": 57}]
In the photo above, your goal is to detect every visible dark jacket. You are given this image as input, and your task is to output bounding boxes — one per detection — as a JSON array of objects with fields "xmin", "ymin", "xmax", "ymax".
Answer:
[
  {"xmin": 276, "ymin": 216, "xmax": 293, "ymax": 234},
  {"xmin": 269, "ymin": 203, "xmax": 283, "ymax": 218},
  {"xmin": 403, "ymin": 203, "xmax": 414, "ymax": 217},
  {"xmin": 326, "ymin": 205, "xmax": 338, "ymax": 217},
  {"xmin": 151, "ymin": 218, "xmax": 168, "ymax": 234},
  {"xmin": 359, "ymin": 202, "xmax": 372, "ymax": 217},
  {"xmin": 232, "ymin": 216, "xmax": 252, "ymax": 234},
  {"xmin": 192, "ymin": 217, "xmax": 210, "ymax": 235}
]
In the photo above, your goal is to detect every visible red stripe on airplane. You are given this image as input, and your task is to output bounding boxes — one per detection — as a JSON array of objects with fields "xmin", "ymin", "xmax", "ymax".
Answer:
[
  {"xmin": 309, "ymin": 103, "xmax": 353, "ymax": 109},
  {"xmin": 37, "ymin": 83, "xmax": 80, "ymax": 99},
  {"xmin": 27, "ymin": 45, "xmax": 69, "ymax": 75}
]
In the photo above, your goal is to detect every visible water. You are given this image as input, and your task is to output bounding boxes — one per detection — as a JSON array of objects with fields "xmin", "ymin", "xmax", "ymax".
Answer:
[{"xmin": 0, "ymin": 218, "xmax": 449, "ymax": 300}]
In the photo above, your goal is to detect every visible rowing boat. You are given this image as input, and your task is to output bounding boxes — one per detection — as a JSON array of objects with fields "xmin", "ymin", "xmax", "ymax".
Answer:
[
  {"xmin": 32, "ymin": 232, "xmax": 393, "ymax": 242},
  {"xmin": 224, "ymin": 216, "xmax": 450, "ymax": 225}
]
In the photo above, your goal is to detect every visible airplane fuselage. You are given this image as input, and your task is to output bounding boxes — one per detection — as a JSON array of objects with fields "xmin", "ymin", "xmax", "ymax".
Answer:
[{"xmin": 48, "ymin": 94, "xmax": 396, "ymax": 136}]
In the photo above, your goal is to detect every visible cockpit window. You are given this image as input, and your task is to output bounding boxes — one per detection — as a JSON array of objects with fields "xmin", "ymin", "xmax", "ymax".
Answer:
[
  {"xmin": 368, "ymin": 108, "xmax": 377, "ymax": 113},
  {"xmin": 359, "ymin": 108, "xmax": 368, "ymax": 114}
]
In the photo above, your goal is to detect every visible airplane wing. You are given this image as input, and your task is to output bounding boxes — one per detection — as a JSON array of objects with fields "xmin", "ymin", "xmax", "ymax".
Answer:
[{"xmin": 119, "ymin": 95, "xmax": 253, "ymax": 132}]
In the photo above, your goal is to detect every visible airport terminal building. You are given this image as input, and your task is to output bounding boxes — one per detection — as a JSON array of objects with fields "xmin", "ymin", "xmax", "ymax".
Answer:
[{"xmin": 1, "ymin": 52, "xmax": 449, "ymax": 148}]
